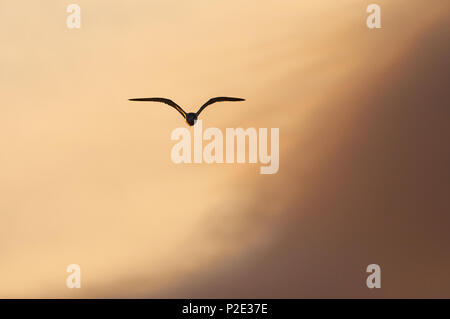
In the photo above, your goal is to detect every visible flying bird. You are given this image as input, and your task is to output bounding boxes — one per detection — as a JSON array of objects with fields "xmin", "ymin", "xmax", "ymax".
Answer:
[{"xmin": 128, "ymin": 97, "xmax": 245, "ymax": 126}]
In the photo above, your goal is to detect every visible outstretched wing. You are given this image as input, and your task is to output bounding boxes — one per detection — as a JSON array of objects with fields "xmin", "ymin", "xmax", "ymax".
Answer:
[
  {"xmin": 196, "ymin": 97, "xmax": 245, "ymax": 116},
  {"xmin": 128, "ymin": 97, "xmax": 186, "ymax": 118}
]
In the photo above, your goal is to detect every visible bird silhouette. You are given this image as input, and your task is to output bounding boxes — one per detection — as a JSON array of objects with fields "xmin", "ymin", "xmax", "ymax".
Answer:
[{"xmin": 128, "ymin": 97, "xmax": 245, "ymax": 126}]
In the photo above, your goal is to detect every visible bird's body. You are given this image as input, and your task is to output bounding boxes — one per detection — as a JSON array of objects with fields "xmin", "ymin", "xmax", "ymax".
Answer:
[
  {"xmin": 128, "ymin": 96, "xmax": 245, "ymax": 126},
  {"xmin": 185, "ymin": 113, "xmax": 198, "ymax": 126}
]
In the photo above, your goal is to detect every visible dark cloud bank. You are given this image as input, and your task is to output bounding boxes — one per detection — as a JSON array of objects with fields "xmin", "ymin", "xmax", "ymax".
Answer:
[{"xmin": 159, "ymin": 16, "xmax": 450, "ymax": 298}]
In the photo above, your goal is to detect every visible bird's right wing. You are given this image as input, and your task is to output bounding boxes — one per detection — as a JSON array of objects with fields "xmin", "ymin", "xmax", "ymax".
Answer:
[
  {"xmin": 128, "ymin": 97, "xmax": 186, "ymax": 118},
  {"xmin": 196, "ymin": 97, "xmax": 245, "ymax": 116}
]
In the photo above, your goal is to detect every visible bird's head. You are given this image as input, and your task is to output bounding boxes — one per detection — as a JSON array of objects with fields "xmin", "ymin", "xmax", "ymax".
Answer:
[{"xmin": 186, "ymin": 113, "xmax": 198, "ymax": 126}]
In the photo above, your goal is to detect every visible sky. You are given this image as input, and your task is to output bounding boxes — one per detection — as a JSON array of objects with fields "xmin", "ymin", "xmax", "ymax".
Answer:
[{"xmin": 0, "ymin": 0, "xmax": 449, "ymax": 297}]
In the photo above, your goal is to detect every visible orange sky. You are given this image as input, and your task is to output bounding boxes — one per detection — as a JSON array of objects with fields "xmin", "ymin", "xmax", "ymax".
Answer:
[{"xmin": 0, "ymin": 1, "xmax": 449, "ymax": 297}]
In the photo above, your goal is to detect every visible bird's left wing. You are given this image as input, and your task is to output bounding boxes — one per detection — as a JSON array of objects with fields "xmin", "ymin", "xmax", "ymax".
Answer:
[
  {"xmin": 196, "ymin": 97, "xmax": 245, "ymax": 116},
  {"xmin": 128, "ymin": 97, "xmax": 186, "ymax": 118}
]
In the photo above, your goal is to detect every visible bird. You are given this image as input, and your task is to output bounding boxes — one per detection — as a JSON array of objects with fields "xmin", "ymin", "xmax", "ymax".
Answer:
[{"xmin": 128, "ymin": 96, "xmax": 245, "ymax": 126}]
